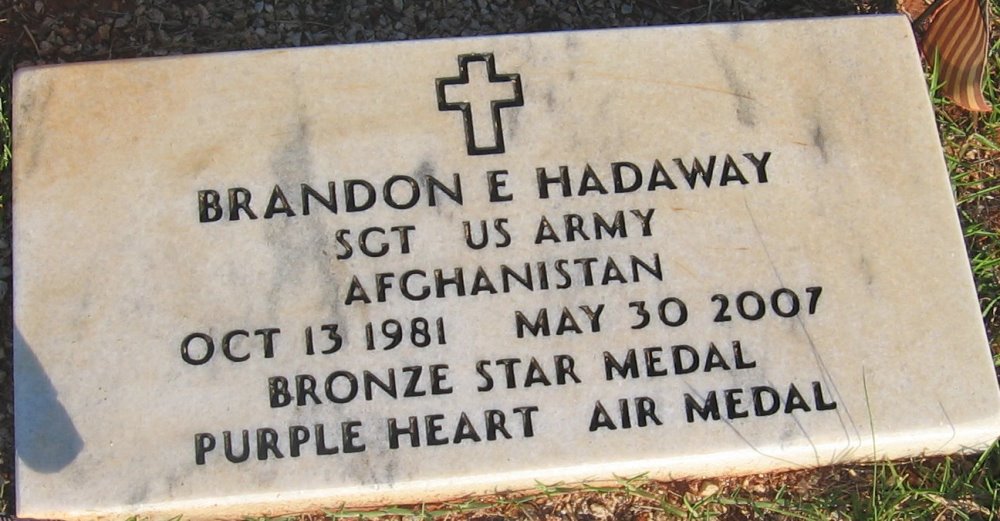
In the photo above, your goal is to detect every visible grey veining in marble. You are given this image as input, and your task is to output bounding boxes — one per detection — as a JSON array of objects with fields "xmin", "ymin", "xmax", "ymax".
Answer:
[{"xmin": 12, "ymin": 15, "xmax": 1000, "ymax": 520}]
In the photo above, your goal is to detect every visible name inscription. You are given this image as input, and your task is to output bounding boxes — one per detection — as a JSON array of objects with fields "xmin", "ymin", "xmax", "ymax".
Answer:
[{"xmin": 180, "ymin": 149, "xmax": 838, "ymax": 466}]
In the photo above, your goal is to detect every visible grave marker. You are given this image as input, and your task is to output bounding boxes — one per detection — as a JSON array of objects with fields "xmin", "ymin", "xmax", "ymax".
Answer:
[{"xmin": 12, "ymin": 15, "xmax": 1000, "ymax": 520}]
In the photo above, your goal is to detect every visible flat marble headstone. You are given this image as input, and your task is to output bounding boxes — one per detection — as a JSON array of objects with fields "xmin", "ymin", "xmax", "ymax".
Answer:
[{"xmin": 13, "ymin": 15, "xmax": 1000, "ymax": 520}]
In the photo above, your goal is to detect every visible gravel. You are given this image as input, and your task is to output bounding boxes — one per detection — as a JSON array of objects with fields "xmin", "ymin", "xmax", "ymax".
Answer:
[
  {"xmin": 5, "ymin": 0, "xmax": 882, "ymax": 68},
  {"xmin": 0, "ymin": 0, "xmax": 890, "ymax": 516}
]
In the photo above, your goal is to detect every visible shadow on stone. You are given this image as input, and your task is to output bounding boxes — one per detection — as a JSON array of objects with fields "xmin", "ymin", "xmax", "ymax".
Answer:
[{"xmin": 13, "ymin": 327, "xmax": 82, "ymax": 473}]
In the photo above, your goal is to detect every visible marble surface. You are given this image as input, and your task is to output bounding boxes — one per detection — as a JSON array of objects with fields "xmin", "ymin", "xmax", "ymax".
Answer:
[{"xmin": 13, "ymin": 15, "xmax": 1000, "ymax": 520}]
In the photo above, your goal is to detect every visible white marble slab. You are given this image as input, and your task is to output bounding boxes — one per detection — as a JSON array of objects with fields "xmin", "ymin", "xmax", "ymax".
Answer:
[{"xmin": 13, "ymin": 15, "xmax": 1000, "ymax": 520}]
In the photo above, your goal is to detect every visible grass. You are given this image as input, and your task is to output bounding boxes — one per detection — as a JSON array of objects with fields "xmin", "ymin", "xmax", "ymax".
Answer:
[
  {"xmin": 0, "ymin": 86, "xmax": 8, "ymax": 176},
  {"xmin": 217, "ymin": 447, "xmax": 1000, "ymax": 520},
  {"xmin": 0, "ymin": 47, "xmax": 11, "ymax": 518},
  {"xmin": 2, "ymin": 2, "xmax": 1000, "ymax": 520},
  {"xmin": 941, "ymin": 26, "xmax": 1000, "ymax": 357}
]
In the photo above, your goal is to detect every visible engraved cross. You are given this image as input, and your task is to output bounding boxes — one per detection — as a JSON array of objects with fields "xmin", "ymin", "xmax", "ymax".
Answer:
[{"xmin": 436, "ymin": 53, "xmax": 524, "ymax": 155}]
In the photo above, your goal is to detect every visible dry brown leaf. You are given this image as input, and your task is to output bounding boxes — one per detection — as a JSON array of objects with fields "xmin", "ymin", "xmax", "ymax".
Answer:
[
  {"xmin": 919, "ymin": 0, "xmax": 992, "ymax": 112},
  {"xmin": 898, "ymin": 0, "xmax": 932, "ymax": 20}
]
